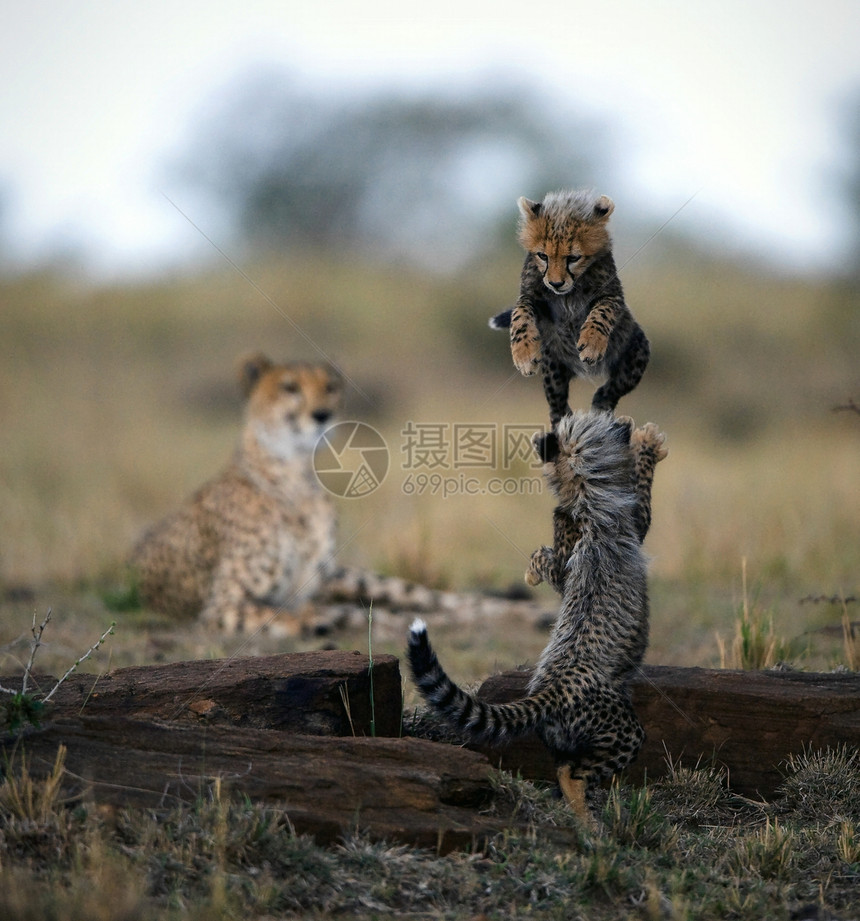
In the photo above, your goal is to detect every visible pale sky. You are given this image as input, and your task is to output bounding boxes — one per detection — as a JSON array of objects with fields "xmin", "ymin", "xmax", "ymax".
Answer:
[{"xmin": 2, "ymin": 0, "xmax": 859, "ymax": 275}]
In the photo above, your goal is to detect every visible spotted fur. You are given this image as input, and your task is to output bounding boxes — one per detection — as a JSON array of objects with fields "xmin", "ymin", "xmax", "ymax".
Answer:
[
  {"xmin": 408, "ymin": 411, "xmax": 659, "ymax": 821},
  {"xmin": 490, "ymin": 190, "xmax": 650, "ymax": 425},
  {"xmin": 132, "ymin": 354, "xmax": 343, "ymax": 636},
  {"xmin": 527, "ymin": 419, "xmax": 668, "ymax": 593}
]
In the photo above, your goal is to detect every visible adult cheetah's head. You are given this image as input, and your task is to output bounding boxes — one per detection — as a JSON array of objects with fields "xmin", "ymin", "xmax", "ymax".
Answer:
[{"xmin": 239, "ymin": 353, "xmax": 343, "ymax": 458}]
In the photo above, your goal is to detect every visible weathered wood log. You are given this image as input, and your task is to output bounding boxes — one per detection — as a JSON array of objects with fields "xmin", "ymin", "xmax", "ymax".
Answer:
[
  {"xmin": 476, "ymin": 665, "xmax": 860, "ymax": 797},
  {"xmin": 15, "ymin": 651, "xmax": 402, "ymax": 738},
  {"xmin": 2, "ymin": 716, "xmax": 524, "ymax": 852}
]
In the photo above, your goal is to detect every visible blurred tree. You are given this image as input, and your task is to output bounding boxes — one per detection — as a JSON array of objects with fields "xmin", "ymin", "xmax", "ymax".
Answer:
[
  {"xmin": 0, "ymin": 183, "xmax": 8, "ymax": 265},
  {"xmin": 834, "ymin": 85, "xmax": 860, "ymax": 279},
  {"xmin": 172, "ymin": 69, "xmax": 610, "ymax": 269}
]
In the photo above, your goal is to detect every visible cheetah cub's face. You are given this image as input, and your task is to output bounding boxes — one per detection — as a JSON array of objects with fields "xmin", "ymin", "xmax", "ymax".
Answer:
[
  {"xmin": 533, "ymin": 411, "xmax": 634, "ymax": 501},
  {"xmin": 518, "ymin": 190, "xmax": 615, "ymax": 296},
  {"xmin": 240, "ymin": 353, "xmax": 343, "ymax": 459}
]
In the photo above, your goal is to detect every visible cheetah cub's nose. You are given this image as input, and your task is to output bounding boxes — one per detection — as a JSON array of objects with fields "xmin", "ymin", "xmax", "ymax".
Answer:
[{"xmin": 312, "ymin": 410, "xmax": 332, "ymax": 425}]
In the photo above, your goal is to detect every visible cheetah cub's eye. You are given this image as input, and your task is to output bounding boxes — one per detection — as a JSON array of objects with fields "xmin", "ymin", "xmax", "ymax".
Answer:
[
  {"xmin": 280, "ymin": 379, "xmax": 301, "ymax": 394},
  {"xmin": 534, "ymin": 252, "xmax": 548, "ymax": 264},
  {"xmin": 325, "ymin": 380, "xmax": 341, "ymax": 395},
  {"xmin": 566, "ymin": 254, "xmax": 582, "ymax": 268}
]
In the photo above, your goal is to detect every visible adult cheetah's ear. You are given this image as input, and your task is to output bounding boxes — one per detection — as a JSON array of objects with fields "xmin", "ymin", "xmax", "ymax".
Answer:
[
  {"xmin": 593, "ymin": 195, "xmax": 615, "ymax": 220},
  {"xmin": 238, "ymin": 352, "xmax": 273, "ymax": 398},
  {"xmin": 533, "ymin": 431, "xmax": 560, "ymax": 463},
  {"xmin": 517, "ymin": 197, "xmax": 542, "ymax": 221}
]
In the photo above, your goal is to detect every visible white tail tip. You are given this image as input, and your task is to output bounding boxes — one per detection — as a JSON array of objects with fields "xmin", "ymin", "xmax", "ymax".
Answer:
[{"xmin": 409, "ymin": 618, "xmax": 427, "ymax": 637}]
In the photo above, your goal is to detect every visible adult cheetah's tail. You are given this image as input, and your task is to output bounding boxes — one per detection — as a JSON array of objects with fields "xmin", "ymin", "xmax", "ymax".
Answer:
[{"xmin": 408, "ymin": 619, "xmax": 545, "ymax": 744}]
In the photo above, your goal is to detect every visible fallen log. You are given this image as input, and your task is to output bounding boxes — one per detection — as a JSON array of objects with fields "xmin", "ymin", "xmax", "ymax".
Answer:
[
  {"xmin": 10, "ymin": 652, "xmax": 855, "ymax": 830},
  {"xmin": 2, "ymin": 716, "xmax": 522, "ymax": 853},
  {"xmin": 475, "ymin": 665, "xmax": 860, "ymax": 797},
  {"xmin": 13, "ymin": 651, "xmax": 402, "ymax": 738}
]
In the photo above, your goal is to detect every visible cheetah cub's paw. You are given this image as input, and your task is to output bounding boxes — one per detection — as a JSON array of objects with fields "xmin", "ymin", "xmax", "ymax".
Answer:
[
  {"xmin": 576, "ymin": 325, "xmax": 609, "ymax": 365},
  {"xmin": 510, "ymin": 321, "xmax": 542, "ymax": 376},
  {"xmin": 511, "ymin": 339, "xmax": 542, "ymax": 376},
  {"xmin": 631, "ymin": 423, "xmax": 668, "ymax": 463},
  {"xmin": 525, "ymin": 545, "xmax": 554, "ymax": 587}
]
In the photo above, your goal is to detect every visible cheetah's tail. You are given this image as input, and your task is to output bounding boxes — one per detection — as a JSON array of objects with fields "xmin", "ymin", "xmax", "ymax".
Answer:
[
  {"xmin": 488, "ymin": 309, "xmax": 512, "ymax": 330},
  {"xmin": 408, "ymin": 619, "xmax": 545, "ymax": 744}
]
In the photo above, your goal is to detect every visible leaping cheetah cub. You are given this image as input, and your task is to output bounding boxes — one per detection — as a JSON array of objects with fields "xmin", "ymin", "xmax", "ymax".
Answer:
[
  {"xmin": 132, "ymin": 353, "xmax": 343, "ymax": 636},
  {"xmin": 409, "ymin": 411, "xmax": 666, "ymax": 825},
  {"xmin": 490, "ymin": 190, "xmax": 650, "ymax": 425}
]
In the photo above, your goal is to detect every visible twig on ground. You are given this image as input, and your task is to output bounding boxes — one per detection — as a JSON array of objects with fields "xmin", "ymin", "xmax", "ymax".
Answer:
[
  {"xmin": 22, "ymin": 609, "xmax": 52, "ymax": 696},
  {"xmin": 43, "ymin": 621, "xmax": 116, "ymax": 703}
]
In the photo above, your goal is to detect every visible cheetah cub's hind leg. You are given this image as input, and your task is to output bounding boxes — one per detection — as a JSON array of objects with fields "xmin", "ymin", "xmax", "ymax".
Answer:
[{"xmin": 556, "ymin": 765, "xmax": 597, "ymax": 830}]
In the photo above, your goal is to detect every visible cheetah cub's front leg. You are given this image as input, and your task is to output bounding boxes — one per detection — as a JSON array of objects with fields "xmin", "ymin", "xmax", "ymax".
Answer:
[
  {"xmin": 577, "ymin": 303, "xmax": 616, "ymax": 365},
  {"xmin": 576, "ymin": 325, "xmax": 608, "ymax": 365},
  {"xmin": 526, "ymin": 546, "xmax": 554, "ymax": 587},
  {"xmin": 526, "ymin": 508, "xmax": 580, "ymax": 592},
  {"xmin": 509, "ymin": 303, "xmax": 542, "ymax": 376},
  {"xmin": 631, "ymin": 422, "xmax": 669, "ymax": 467},
  {"xmin": 630, "ymin": 422, "xmax": 668, "ymax": 543}
]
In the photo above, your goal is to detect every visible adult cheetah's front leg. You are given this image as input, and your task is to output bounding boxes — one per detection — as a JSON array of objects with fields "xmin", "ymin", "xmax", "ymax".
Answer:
[{"xmin": 200, "ymin": 567, "xmax": 308, "ymax": 638}]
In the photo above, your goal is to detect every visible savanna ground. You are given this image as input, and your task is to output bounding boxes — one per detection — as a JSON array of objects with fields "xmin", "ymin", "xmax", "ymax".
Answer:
[{"xmin": 0, "ymin": 244, "xmax": 858, "ymax": 918}]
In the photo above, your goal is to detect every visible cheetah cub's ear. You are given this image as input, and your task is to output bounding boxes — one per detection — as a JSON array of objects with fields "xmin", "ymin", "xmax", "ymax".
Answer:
[
  {"xmin": 593, "ymin": 195, "xmax": 615, "ymax": 220},
  {"xmin": 517, "ymin": 196, "xmax": 542, "ymax": 221},
  {"xmin": 613, "ymin": 415, "xmax": 634, "ymax": 443},
  {"xmin": 238, "ymin": 352, "xmax": 274, "ymax": 398},
  {"xmin": 533, "ymin": 431, "xmax": 560, "ymax": 463}
]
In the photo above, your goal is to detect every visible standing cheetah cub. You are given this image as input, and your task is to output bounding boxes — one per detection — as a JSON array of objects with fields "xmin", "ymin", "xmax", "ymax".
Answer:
[
  {"xmin": 409, "ymin": 411, "xmax": 663, "ymax": 824},
  {"xmin": 490, "ymin": 190, "xmax": 650, "ymax": 425},
  {"xmin": 132, "ymin": 354, "xmax": 343, "ymax": 636}
]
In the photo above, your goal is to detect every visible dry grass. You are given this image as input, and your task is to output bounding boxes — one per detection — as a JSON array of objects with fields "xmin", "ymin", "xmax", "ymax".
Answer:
[
  {"xmin": 716, "ymin": 558, "xmax": 790, "ymax": 669},
  {"xmin": 0, "ymin": 744, "xmax": 67, "ymax": 824},
  {"xmin": 0, "ymin": 746, "xmax": 857, "ymax": 920},
  {"xmin": 842, "ymin": 602, "xmax": 858, "ymax": 671}
]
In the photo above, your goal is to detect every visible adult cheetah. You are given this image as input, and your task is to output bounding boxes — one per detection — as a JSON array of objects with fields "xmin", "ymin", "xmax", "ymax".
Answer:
[{"xmin": 132, "ymin": 354, "xmax": 342, "ymax": 636}]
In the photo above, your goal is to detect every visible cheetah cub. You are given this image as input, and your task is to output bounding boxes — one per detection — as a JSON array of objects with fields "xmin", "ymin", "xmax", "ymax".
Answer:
[
  {"xmin": 132, "ymin": 354, "xmax": 343, "ymax": 636},
  {"xmin": 490, "ymin": 190, "xmax": 650, "ymax": 425},
  {"xmin": 526, "ymin": 419, "xmax": 667, "ymax": 594},
  {"xmin": 409, "ymin": 411, "xmax": 663, "ymax": 825}
]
